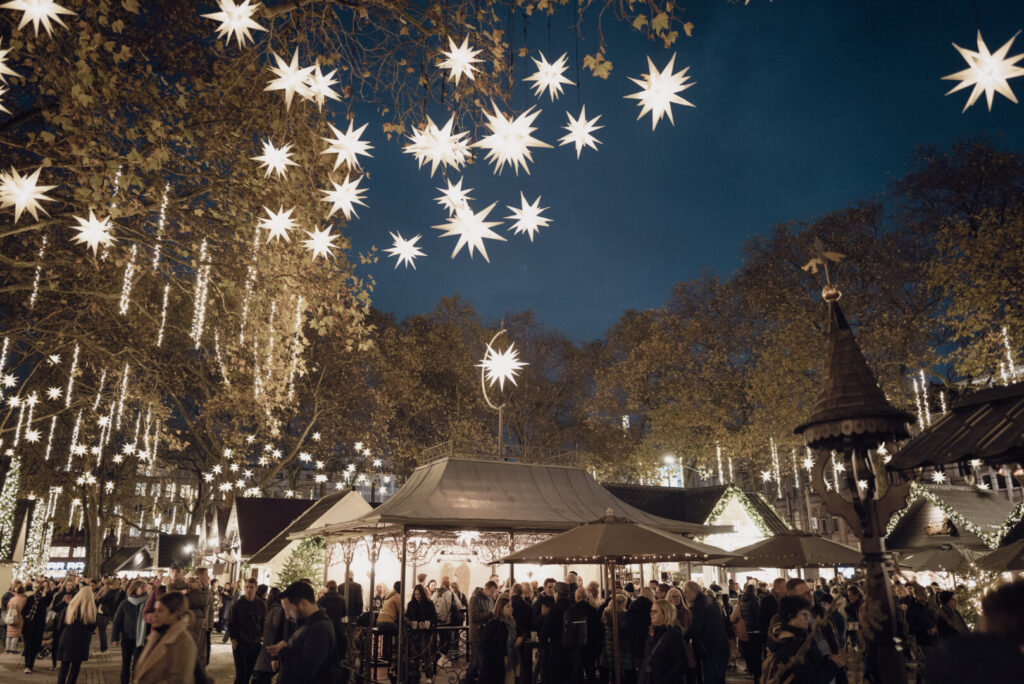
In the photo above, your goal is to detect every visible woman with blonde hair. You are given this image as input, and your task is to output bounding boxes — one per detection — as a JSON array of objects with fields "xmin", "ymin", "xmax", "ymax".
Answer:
[
  {"xmin": 134, "ymin": 591, "xmax": 197, "ymax": 684},
  {"xmin": 639, "ymin": 599, "xmax": 686, "ymax": 684},
  {"xmin": 57, "ymin": 585, "xmax": 97, "ymax": 684}
]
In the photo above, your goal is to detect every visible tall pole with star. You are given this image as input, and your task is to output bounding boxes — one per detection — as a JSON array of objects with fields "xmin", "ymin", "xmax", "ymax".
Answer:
[{"xmin": 478, "ymin": 329, "xmax": 527, "ymax": 457}]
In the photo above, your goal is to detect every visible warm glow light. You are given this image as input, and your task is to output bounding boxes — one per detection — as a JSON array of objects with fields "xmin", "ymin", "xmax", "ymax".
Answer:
[
  {"xmin": 559, "ymin": 106, "xmax": 603, "ymax": 158},
  {"xmin": 321, "ymin": 120, "xmax": 373, "ymax": 171},
  {"xmin": 625, "ymin": 54, "xmax": 696, "ymax": 130},
  {"xmin": 437, "ymin": 36, "xmax": 482, "ymax": 85},
  {"xmin": 403, "ymin": 116, "xmax": 471, "ymax": 176},
  {"xmin": 505, "ymin": 193, "xmax": 550, "ymax": 242},
  {"xmin": 944, "ymin": 31, "xmax": 1024, "ymax": 112},
  {"xmin": 435, "ymin": 177, "xmax": 473, "ymax": 216},
  {"xmin": 433, "ymin": 202, "xmax": 506, "ymax": 262},
  {"xmin": 264, "ymin": 48, "xmax": 314, "ymax": 109},
  {"xmin": 202, "ymin": 0, "xmax": 265, "ymax": 48},
  {"xmin": 259, "ymin": 206, "xmax": 297, "ymax": 243},
  {"xmin": 1, "ymin": 166, "xmax": 57, "ymax": 223},
  {"xmin": 524, "ymin": 52, "xmax": 574, "ymax": 101},
  {"xmin": 302, "ymin": 226, "xmax": 340, "ymax": 260},
  {"xmin": 321, "ymin": 176, "xmax": 367, "ymax": 220},
  {"xmin": 478, "ymin": 342, "xmax": 527, "ymax": 391},
  {"xmin": 472, "ymin": 103, "xmax": 552, "ymax": 175},
  {"xmin": 385, "ymin": 232, "xmax": 425, "ymax": 269},
  {"xmin": 0, "ymin": 0, "xmax": 74, "ymax": 37},
  {"xmin": 251, "ymin": 140, "xmax": 296, "ymax": 178},
  {"xmin": 70, "ymin": 209, "xmax": 115, "ymax": 254}
]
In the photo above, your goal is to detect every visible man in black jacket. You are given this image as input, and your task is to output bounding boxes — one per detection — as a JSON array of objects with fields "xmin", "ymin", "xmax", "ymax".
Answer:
[
  {"xmin": 625, "ymin": 587, "xmax": 653, "ymax": 669},
  {"xmin": 684, "ymin": 581, "xmax": 730, "ymax": 684},
  {"xmin": 757, "ymin": 577, "xmax": 785, "ymax": 656},
  {"xmin": 317, "ymin": 580, "xmax": 346, "ymax": 634},
  {"xmin": 230, "ymin": 578, "xmax": 267, "ymax": 684},
  {"xmin": 342, "ymin": 573, "xmax": 363, "ymax": 618},
  {"xmin": 540, "ymin": 583, "xmax": 578, "ymax": 684},
  {"xmin": 573, "ymin": 588, "xmax": 603, "ymax": 684},
  {"xmin": 268, "ymin": 581, "xmax": 337, "ymax": 684}
]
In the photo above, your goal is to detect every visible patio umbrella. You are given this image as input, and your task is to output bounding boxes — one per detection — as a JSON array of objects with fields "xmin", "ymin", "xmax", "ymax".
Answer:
[
  {"xmin": 720, "ymin": 530, "xmax": 862, "ymax": 568},
  {"xmin": 500, "ymin": 512, "xmax": 735, "ymax": 684},
  {"xmin": 899, "ymin": 544, "xmax": 984, "ymax": 574},
  {"xmin": 975, "ymin": 539, "xmax": 1024, "ymax": 573}
]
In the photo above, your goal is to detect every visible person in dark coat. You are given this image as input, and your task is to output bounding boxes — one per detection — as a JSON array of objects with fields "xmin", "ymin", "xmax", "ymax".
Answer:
[
  {"xmin": 267, "ymin": 581, "xmax": 338, "ymax": 684},
  {"xmin": 638, "ymin": 599, "xmax": 687, "ymax": 684},
  {"xmin": 480, "ymin": 596, "xmax": 522, "ymax": 684},
  {"xmin": 540, "ymin": 583, "xmax": 576, "ymax": 683},
  {"xmin": 572, "ymin": 587, "xmax": 604, "ymax": 684},
  {"xmin": 96, "ymin": 578, "xmax": 125, "ymax": 653},
  {"xmin": 57, "ymin": 586, "xmax": 98, "ymax": 684},
  {"xmin": 626, "ymin": 587, "xmax": 654, "ymax": 674},
  {"xmin": 342, "ymin": 574, "xmax": 363, "ymax": 619},
  {"xmin": 737, "ymin": 583, "xmax": 761, "ymax": 681},
  {"xmin": 111, "ymin": 579, "xmax": 147, "ymax": 684},
  {"xmin": 935, "ymin": 591, "xmax": 968, "ymax": 639},
  {"xmin": 50, "ymin": 578, "xmax": 77, "ymax": 670},
  {"xmin": 510, "ymin": 583, "xmax": 533, "ymax": 639},
  {"xmin": 230, "ymin": 578, "xmax": 267, "ymax": 684},
  {"xmin": 683, "ymin": 581, "xmax": 730, "ymax": 684},
  {"xmin": 316, "ymin": 580, "xmax": 346, "ymax": 634},
  {"xmin": 756, "ymin": 578, "xmax": 784, "ymax": 654},
  {"xmin": 21, "ymin": 583, "xmax": 52, "ymax": 674},
  {"xmin": 762, "ymin": 596, "xmax": 845, "ymax": 684},
  {"xmin": 406, "ymin": 584, "xmax": 439, "ymax": 681},
  {"xmin": 906, "ymin": 585, "xmax": 938, "ymax": 681}
]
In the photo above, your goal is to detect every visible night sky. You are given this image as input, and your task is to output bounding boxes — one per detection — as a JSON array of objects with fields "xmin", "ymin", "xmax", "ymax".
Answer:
[{"xmin": 346, "ymin": 0, "xmax": 1024, "ymax": 341}]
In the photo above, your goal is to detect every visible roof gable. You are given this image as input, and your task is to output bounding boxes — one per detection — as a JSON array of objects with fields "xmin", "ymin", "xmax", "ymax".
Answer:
[
  {"xmin": 233, "ymin": 497, "xmax": 315, "ymax": 556},
  {"xmin": 886, "ymin": 483, "xmax": 1015, "ymax": 550},
  {"xmin": 249, "ymin": 491, "xmax": 370, "ymax": 565}
]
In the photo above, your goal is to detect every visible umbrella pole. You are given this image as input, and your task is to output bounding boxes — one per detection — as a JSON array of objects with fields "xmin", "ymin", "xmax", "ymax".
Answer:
[{"xmin": 610, "ymin": 560, "xmax": 622, "ymax": 684}]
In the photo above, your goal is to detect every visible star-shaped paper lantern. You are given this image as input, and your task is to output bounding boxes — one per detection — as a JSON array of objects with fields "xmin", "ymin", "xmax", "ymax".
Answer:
[
  {"xmin": 322, "ymin": 120, "xmax": 373, "ymax": 171},
  {"xmin": 46, "ymin": 386, "xmax": 61, "ymax": 401},
  {"xmin": 472, "ymin": 103, "xmax": 552, "ymax": 175},
  {"xmin": 258, "ymin": 205, "xmax": 297, "ymax": 243},
  {"xmin": 559, "ymin": 106, "xmax": 603, "ymax": 158},
  {"xmin": 303, "ymin": 63, "xmax": 341, "ymax": 110},
  {"xmin": 0, "ymin": 83, "xmax": 10, "ymax": 115},
  {"xmin": 201, "ymin": 0, "xmax": 266, "ymax": 48},
  {"xmin": 0, "ymin": 0, "xmax": 74, "ymax": 37},
  {"xmin": 1, "ymin": 373, "xmax": 16, "ymax": 388},
  {"xmin": 437, "ymin": 36, "xmax": 482, "ymax": 85},
  {"xmin": 625, "ymin": 54, "xmax": 696, "ymax": 130},
  {"xmin": 302, "ymin": 226, "xmax": 339, "ymax": 260},
  {"xmin": 524, "ymin": 52, "xmax": 574, "ymax": 101},
  {"xmin": 506, "ymin": 193, "xmax": 550, "ymax": 242},
  {"xmin": 320, "ymin": 175, "xmax": 367, "ymax": 220},
  {"xmin": 70, "ymin": 209, "xmax": 115, "ymax": 254},
  {"xmin": 403, "ymin": 115, "xmax": 471, "ymax": 177},
  {"xmin": 0, "ymin": 38, "xmax": 21, "ymax": 82},
  {"xmin": 265, "ymin": 48, "xmax": 315, "ymax": 109},
  {"xmin": 435, "ymin": 177, "xmax": 473, "ymax": 216},
  {"xmin": 433, "ymin": 201, "xmax": 506, "ymax": 262},
  {"xmin": 478, "ymin": 342, "xmax": 527, "ymax": 391},
  {"xmin": 943, "ymin": 30, "xmax": 1024, "ymax": 112},
  {"xmin": 0, "ymin": 166, "xmax": 56, "ymax": 223},
  {"xmin": 251, "ymin": 139, "xmax": 296, "ymax": 178},
  {"xmin": 385, "ymin": 232, "xmax": 426, "ymax": 269}
]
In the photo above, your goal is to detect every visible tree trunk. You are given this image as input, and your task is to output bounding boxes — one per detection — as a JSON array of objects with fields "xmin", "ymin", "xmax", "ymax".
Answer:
[{"xmin": 84, "ymin": 500, "xmax": 105, "ymax": 578}]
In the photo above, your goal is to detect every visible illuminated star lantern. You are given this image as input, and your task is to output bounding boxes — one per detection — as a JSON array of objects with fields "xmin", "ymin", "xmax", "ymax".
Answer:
[
  {"xmin": 0, "ymin": 166, "xmax": 57, "ymax": 223},
  {"xmin": 802, "ymin": 456, "xmax": 814, "ymax": 472},
  {"xmin": 943, "ymin": 30, "xmax": 1024, "ymax": 112},
  {"xmin": 472, "ymin": 103, "xmax": 552, "ymax": 175},
  {"xmin": 524, "ymin": 52, "xmax": 574, "ymax": 101},
  {"xmin": 0, "ymin": 83, "xmax": 10, "ymax": 115},
  {"xmin": 433, "ymin": 202, "xmax": 506, "ymax": 262},
  {"xmin": 201, "ymin": 0, "xmax": 266, "ymax": 48},
  {"xmin": 244, "ymin": 434, "xmax": 255, "ymax": 444},
  {"xmin": 7, "ymin": 394, "xmax": 20, "ymax": 406},
  {"xmin": 0, "ymin": 0, "xmax": 74, "ymax": 37},
  {"xmin": 302, "ymin": 226, "xmax": 339, "ymax": 260},
  {"xmin": 478, "ymin": 342, "xmax": 527, "ymax": 391},
  {"xmin": 258, "ymin": 206, "xmax": 297, "ymax": 243},
  {"xmin": 625, "ymin": 54, "xmax": 696, "ymax": 130},
  {"xmin": 760, "ymin": 470, "xmax": 772, "ymax": 483},
  {"xmin": 505, "ymin": 193, "xmax": 550, "ymax": 242},
  {"xmin": 320, "ymin": 175, "xmax": 367, "ymax": 220},
  {"xmin": 303, "ymin": 63, "xmax": 341, "ymax": 110},
  {"xmin": 312, "ymin": 431, "xmax": 321, "ymax": 442},
  {"xmin": 203, "ymin": 473, "xmax": 214, "ymax": 482},
  {"xmin": 299, "ymin": 451, "xmax": 312, "ymax": 462},
  {"xmin": 24, "ymin": 428, "xmax": 40, "ymax": 442},
  {"xmin": 435, "ymin": 177, "xmax": 473, "ymax": 216},
  {"xmin": 437, "ymin": 36, "xmax": 482, "ymax": 85},
  {"xmin": 403, "ymin": 116, "xmax": 471, "ymax": 177},
  {"xmin": 265, "ymin": 48, "xmax": 315, "ymax": 109},
  {"xmin": 0, "ymin": 38, "xmax": 19, "ymax": 82},
  {"xmin": 322, "ymin": 120, "xmax": 373, "ymax": 171},
  {"xmin": 46, "ymin": 386, "xmax": 61, "ymax": 401},
  {"xmin": 251, "ymin": 140, "xmax": 296, "ymax": 178},
  {"xmin": 46, "ymin": 353, "xmax": 60, "ymax": 365},
  {"xmin": 385, "ymin": 232, "xmax": 426, "ymax": 269},
  {"xmin": 70, "ymin": 210, "xmax": 115, "ymax": 255},
  {"xmin": 559, "ymin": 106, "xmax": 603, "ymax": 159},
  {"xmin": 229, "ymin": 462, "xmax": 240, "ymax": 472},
  {"xmin": 931, "ymin": 470, "xmax": 947, "ymax": 484}
]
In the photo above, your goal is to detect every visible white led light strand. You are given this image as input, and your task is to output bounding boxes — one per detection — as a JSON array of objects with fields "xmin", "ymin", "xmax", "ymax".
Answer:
[
  {"xmin": 152, "ymin": 184, "xmax": 168, "ymax": 270},
  {"xmin": 156, "ymin": 284, "xmax": 169, "ymax": 347},
  {"xmin": 117, "ymin": 243, "xmax": 138, "ymax": 315},
  {"xmin": 213, "ymin": 330, "xmax": 230, "ymax": 386},
  {"xmin": 27, "ymin": 234, "xmax": 46, "ymax": 309},
  {"xmin": 919, "ymin": 370, "xmax": 931, "ymax": 427},
  {"xmin": 286, "ymin": 296, "xmax": 303, "ymax": 400},
  {"xmin": 1003, "ymin": 326, "xmax": 1018, "ymax": 381},
  {"xmin": 189, "ymin": 239, "xmax": 210, "ymax": 349},
  {"xmin": 65, "ymin": 343, "xmax": 79, "ymax": 408},
  {"xmin": 770, "ymin": 437, "xmax": 782, "ymax": 499},
  {"xmin": 715, "ymin": 443, "xmax": 724, "ymax": 485},
  {"xmin": 92, "ymin": 368, "xmax": 107, "ymax": 411},
  {"xmin": 43, "ymin": 415, "xmax": 56, "ymax": 461},
  {"xmin": 116, "ymin": 362, "xmax": 129, "ymax": 429}
]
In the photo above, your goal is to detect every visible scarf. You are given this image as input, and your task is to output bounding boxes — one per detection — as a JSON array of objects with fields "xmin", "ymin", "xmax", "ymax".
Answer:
[{"xmin": 501, "ymin": 615, "xmax": 520, "ymax": 672}]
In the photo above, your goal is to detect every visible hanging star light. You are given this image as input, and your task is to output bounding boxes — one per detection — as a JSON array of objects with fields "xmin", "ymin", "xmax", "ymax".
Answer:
[
  {"xmin": 302, "ymin": 226, "xmax": 339, "ymax": 260},
  {"xmin": 402, "ymin": 116, "xmax": 471, "ymax": 177},
  {"xmin": 478, "ymin": 342, "xmax": 528, "ymax": 391},
  {"xmin": 559, "ymin": 106, "xmax": 603, "ymax": 159},
  {"xmin": 322, "ymin": 120, "xmax": 373, "ymax": 171},
  {"xmin": 70, "ymin": 210, "xmax": 115, "ymax": 255},
  {"xmin": 505, "ymin": 193, "xmax": 550, "ymax": 241},
  {"xmin": 625, "ymin": 54, "xmax": 696, "ymax": 130},
  {"xmin": 320, "ymin": 175, "xmax": 367, "ymax": 220},
  {"xmin": 473, "ymin": 103, "xmax": 552, "ymax": 175},
  {"xmin": 46, "ymin": 353, "xmax": 60, "ymax": 365},
  {"xmin": 761, "ymin": 470, "xmax": 773, "ymax": 483},
  {"xmin": 385, "ymin": 232, "xmax": 425, "ymax": 269},
  {"xmin": 2, "ymin": 373, "xmax": 16, "ymax": 388},
  {"xmin": 265, "ymin": 48, "xmax": 315, "ymax": 109},
  {"xmin": 258, "ymin": 206, "xmax": 297, "ymax": 243},
  {"xmin": 0, "ymin": 38, "xmax": 19, "ymax": 82},
  {"xmin": 437, "ymin": 36, "xmax": 482, "ymax": 84},
  {"xmin": 0, "ymin": 0, "xmax": 74, "ymax": 37},
  {"xmin": 46, "ymin": 387, "xmax": 61, "ymax": 401},
  {"xmin": 312, "ymin": 431, "xmax": 321, "ymax": 442},
  {"xmin": 201, "ymin": 0, "xmax": 266, "ymax": 48},
  {"xmin": 251, "ymin": 140, "xmax": 296, "ymax": 178},
  {"xmin": 931, "ymin": 470, "xmax": 948, "ymax": 484},
  {"xmin": 24, "ymin": 428, "xmax": 40, "ymax": 443},
  {"xmin": 524, "ymin": 52, "xmax": 574, "ymax": 101},
  {"xmin": 435, "ymin": 177, "xmax": 474, "ymax": 216},
  {"xmin": 0, "ymin": 83, "xmax": 10, "ymax": 115},
  {"xmin": 0, "ymin": 166, "xmax": 57, "ymax": 223},
  {"xmin": 944, "ymin": 30, "xmax": 1024, "ymax": 112},
  {"xmin": 303, "ymin": 63, "xmax": 341, "ymax": 110},
  {"xmin": 433, "ymin": 202, "xmax": 506, "ymax": 262}
]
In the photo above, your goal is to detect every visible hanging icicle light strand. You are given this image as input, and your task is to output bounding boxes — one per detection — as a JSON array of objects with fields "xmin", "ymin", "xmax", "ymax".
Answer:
[
  {"xmin": 156, "ymin": 284, "xmax": 169, "ymax": 347},
  {"xmin": 770, "ymin": 437, "xmax": 782, "ymax": 499},
  {"xmin": 286, "ymin": 296, "xmax": 303, "ymax": 400},
  {"xmin": 64, "ymin": 343, "xmax": 79, "ymax": 408},
  {"xmin": 1003, "ymin": 326, "xmax": 1018, "ymax": 381},
  {"xmin": 715, "ymin": 443, "xmax": 724, "ymax": 485},
  {"xmin": 152, "ymin": 185, "xmax": 168, "ymax": 270},
  {"xmin": 43, "ymin": 415, "xmax": 56, "ymax": 461},
  {"xmin": 116, "ymin": 362, "xmax": 129, "ymax": 429},
  {"xmin": 92, "ymin": 368, "xmax": 107, "ymax": 411},
  {"xmin": 28, "ymin": 234, "xmax": 46, "ymax": 309},
  {"xmin": 189, "ymin": 239, "xmax": 211, "ymax": 349},
  {"xmin": 117, "ymin": 243, "xmax": 138, "ymax": 315}
]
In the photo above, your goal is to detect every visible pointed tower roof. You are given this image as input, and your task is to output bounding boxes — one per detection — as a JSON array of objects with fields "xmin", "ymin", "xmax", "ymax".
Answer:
[{"xmin": 794, "ymin": 288, "xmax": 912, "ymax": 450}]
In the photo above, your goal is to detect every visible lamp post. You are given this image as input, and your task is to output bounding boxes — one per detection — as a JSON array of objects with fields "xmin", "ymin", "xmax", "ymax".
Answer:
[{"xmin": 478, "ymin": 329, "xmax": 527, "ymax": 458}]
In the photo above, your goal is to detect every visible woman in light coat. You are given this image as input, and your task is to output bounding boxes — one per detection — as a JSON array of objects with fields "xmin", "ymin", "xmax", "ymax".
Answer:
[
  {"xmin": 134, "ymin": 591, "xmax": 197, "ymax": 684},
  {"xmin": 5, "ymin": 584, "xmax": 27, "ymax": 652}
]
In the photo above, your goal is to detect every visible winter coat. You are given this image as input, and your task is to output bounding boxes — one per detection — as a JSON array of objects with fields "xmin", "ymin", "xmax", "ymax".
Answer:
[
  {"xmin": 134, "ymin": 619, "xmax": 197, "ymax": 684},
  {"xmin": 432, "ymin": 586, "xmax": 463, "ymax": 625},
  {"xmin": 763, "ymin": 623, "xmax": 839, "ymax": 684},
  {"xmin": 376, "ymin": 592, "xmax": 401, "ymax": 625},
  {"xmin": 757, "ymin": 591, "xmax": 779, "ymax": 634},
  {"xmin": 575, "ymin": 599, "xmax": 604, "ymax": 657},
  {"xmin": 255, "ymin": 603, "xmax": 286, "ymax": 673},
  {"xmin": 468, "ymin": 589, "xmax": 494, "ymax": 644},
  {"xmin": 229, "ymin": 596, "xmax": 266, "ymax": 646},
  {"xmin": 638, "ymin": 625, "xmax": 687, "ymax": 684},
  {"xmin": 906, "ymin": 599, "xmax": 938, "ymax": 648},
  {"xmin": 277, "ymin": 610, "xmax": 338, "ymax": 684},
  {"xmin": 98, "ymin": 588, "xmax": 124, "ymax": 617},
  {"xmin": 112, "ymin": 594, "xmax": 146, "ymax": 644},
  {"xmin": 936, "ymin": 605, "xmax": 969, "ymax": 638},
  {"xmin": 317, "ymin": 590, "xmax": 346, "ymax": 629},
  {"xmin": 510, "ymin": 595, "xmax": 532, "ymax": 638},
  {"xmin": 530, "ymin": 593, "xmax": 554, "ymax": 632},
  {"xmin": 739, "ymin": 591, "xmax": 760, "ymax": 634},
  {"xmin": 406, "ymin": 597, "xmax": 438, "ymax": 628},
  {"xmin": 342, "ymin": 581, "xmax": 363, "ymax": 618},
  {"xmin": 58, "ymin": 616, "xmax": 98, "ymax": 662},
  {"xmin": 685, "ymin": 594, "xmax": 730, "ymax": 659},
  {"xmin": 186, "ymin": 586, "xmax": 211, "ymax": 651},
  {"xmin": 21, "ymin": 591, "xmax": 51, "ymax": 645},
  {"xmin": 600, "ymin": 609, "xmax": 632, "ymax": 673},
  {"xmin": 626, "ymin": 595, "xmax": 653, "ymax": 663},
  {"xmin": 480, "ymin": 616, "xmax": 516, "ymax": 684},
  {"xmin": 5, "ymin": 593, "xmax": 26, "ymax": 638}
]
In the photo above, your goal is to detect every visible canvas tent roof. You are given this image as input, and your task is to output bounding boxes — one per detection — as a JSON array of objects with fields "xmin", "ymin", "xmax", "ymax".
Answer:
[
  {"xmin": 322, "ymin": 457, "xmax": 729, "ymax": 537},
  {"xmin": 249, "ymin": 490, "xmax": 372, "ymax": 565},
  {"xmin": 233, "ymin": 497, "xmax": 315, "ymax": 557}
]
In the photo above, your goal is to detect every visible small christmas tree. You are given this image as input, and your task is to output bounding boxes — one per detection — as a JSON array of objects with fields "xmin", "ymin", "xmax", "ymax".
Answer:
[{"xmin": 275, "ymin": 536, "xmax": 326, "ymax": 587}]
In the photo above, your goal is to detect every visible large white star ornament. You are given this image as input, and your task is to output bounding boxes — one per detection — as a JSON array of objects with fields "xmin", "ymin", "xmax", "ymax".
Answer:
[
  {"xmin": 403, "ymin": 116, "xmax": 471, "ymax": 177},
  {"xmin": 322, "ymin": 120, "xmax": 374, "ymax": 171},
  {"xmin": 524, "ymin": 52, "xmax": 574, "ymax": 101},
  {"xmin": 259, "ymin": 206, "xmax": 297, "ymax": 243},
  {"xmin": 320, "ymin": 175, "xmax": 367, "ymax": 220},
  {"xmin": 201, "ymin": 0, "xmax": 266, "ymax": 48},
  {"xmin": 434, "ymin": 202, "xmax": 506, "ymax": 262},
  {"xmin": 0, "ymin": 38, "xmax": 21, "ymax": 82},
  {"xmin": 0, "ymin": 166, "xmax": 56, "ymax": 223},
  {"xmin": 473, "ymin": 103, "xmax": 552, "ymax": 175},
  {"xmin": 385, "ymin": 232, "xmax": 426, "ymax": 269},
  {"xmin": 438, "ymin": 36, "xmax": 482, "ymax": 85},
  {"xmin": 478, "ymin": 342, "xmax": 527, "ymax": 391},
  {"xmin": 251, "ymin": 139, "xmax": 296, "ymax": 178},
  {"xmin": 435, "ymin": 177, "xmax": 474, "ymax": 216},
  {"xmin": 0, "ymin": 83, "xmax": 10, "ymax": 115},
  {"xmin": 559, "ymin": 106, "xmax": 603, "ymax": 158},
  {"xmin": 625, "ymin": 54, "xmax": 696, "ymax": 130},
  {"xmin": 70, "ymin": 210, "xmax": 115, "ymax": 255},
  {"xmin": 303, "ymin": 63, "xmax": 341, "ymax": 109},
  {"xmin": 943, "ymin": 30, "xmax": 1024, "ymax": 112},
  {"xmin": 0, "ymin": 0, "xmax": 74, "ymax": 37},
  {"xmin": 265, "ymin": 49, "xmax": 315, "ymax": 109},
  {"xmin": 302, "ymin": 226, "xmax": 339, "ymax": 260},
  {"xmin": 506, "ymin": 193, "xmax": 550, "ymax": 242}
]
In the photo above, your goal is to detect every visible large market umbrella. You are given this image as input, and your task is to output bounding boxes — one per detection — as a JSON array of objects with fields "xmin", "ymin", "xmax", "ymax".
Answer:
[
  {"xmin": 500, "ymin": 512, "xmax": 735, "ymax": 684},
  {"xmin": 720, "ymin": 530, "xmax": 862, "ymax": 568},
  {"xmin": 975, "ymin": 539, "xmax": 1024, "ymax": 573},
  {"xmin": 899, "ymin": 544, "xmax": 984, "ymax": 574}
]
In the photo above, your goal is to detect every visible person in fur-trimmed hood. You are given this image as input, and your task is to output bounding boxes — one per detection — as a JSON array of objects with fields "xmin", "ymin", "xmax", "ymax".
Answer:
[{"xmin": 762, "ymin": 596, "xmax": 847, "ymax": 684}]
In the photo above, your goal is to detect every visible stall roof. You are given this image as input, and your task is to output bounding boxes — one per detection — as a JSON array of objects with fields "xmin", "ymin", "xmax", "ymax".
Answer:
[
  {"xmin": 100, "ymin": 545, "xmax": 152, "ymax": 574},
  {"xmin": 322, "ymin": 457, "xmax": 729, "ymax": 536},
  {"xmin": 886, "ymin": 484, "xmax": 1014, "ymax": 551},
  {"xmin": 233, "ymin": 497, "xmax": 315, "ymax": 557},
  {"xmin": 249, "ymin": 490, "xmax": 371, "ymax": 565}
]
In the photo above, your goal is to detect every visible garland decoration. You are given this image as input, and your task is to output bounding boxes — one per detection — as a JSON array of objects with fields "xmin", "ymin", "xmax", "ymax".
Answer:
[
  {"xmin": 703, "ymin": 483, "xmax": 785, "ymax": 540},
  {"xmin": 885, "ymin": 482, "xmax": 1024, "ymax": 549}
]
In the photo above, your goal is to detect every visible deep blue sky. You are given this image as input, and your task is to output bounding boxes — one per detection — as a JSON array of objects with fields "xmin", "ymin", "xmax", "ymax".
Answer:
[{"xmin": 347, "ymin": 0, "xmax": 1024, "ymax": 341}]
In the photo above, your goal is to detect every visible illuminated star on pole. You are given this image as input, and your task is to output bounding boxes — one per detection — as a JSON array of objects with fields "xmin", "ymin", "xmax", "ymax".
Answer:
[
  {"xmin": 478, "ymin": 342, "xmax": 527, "ymax": 391},
  {"xmin": 320, "ymin": 175, "xmax": 367, "ymax": 220},
  {"xmin": 403, "ymin": 116, "xmax": 471, "ymax": 177},
  {"xmin": 303, "ymin": 63, "xmax": 341, "ymax": 110},
  {"xmin": 505, "ymin": 193, "xmax": 550, "ymax": 242},
  {"xmin": 70, "ymin": 210, "xmax": 115, "ymax": 255},
  {"xmin": 264, "ymin": 48, "xmax": 315, "ymax": 109},
  {"xmin": 201, "ymin": 0, "xmax": 266, "ymax": 48},
  {"xmin": 385, "ymin": 232, "xmax": 426, "ymax": 269},
  {"xmin": 472, "ymin": 103, "xmax": 552, "ymax": 175},
  {"xmin": 433, "ymin": 202, "xmax": 506, "ymax": 262},
  {"xmin": 0, "ymin": 166, "xmax": 57, "ymax": 223},
  {"xmin": 302, "ymin": 226, "xmax": 339, "ymax": 260},
  {"xmin": 258, "ymin": 206, "xmax": 297, "ymax": 243},
  {"xmin": 524, "ymin": 51, "xmax": 574, "ymax": 101},
  {"xmin": 943, "ymin": 30, "xmax": 1024, "ymax": 112},
  {"xmin": 625, "ymin": 54, "xmax": 696, "ymax": 130},
  {"xmin": 0, "ymin": 0, "xmax": 75, "ymax": 37},
  {"xmin": 437, "ymin": 36, "xmax": 482, "ymax": 85},
  {"xmin": 321, "ymin": 120, "xmax": 373, "ymax": 171},
  {"xmin": 251, "ymin": 139, "xmax": 297, "ymax": 178},
  {"xmin": 435, "ymin": 177, "xmax": 473, "ymax": 216},
  {"xmin": 559, "ymin": 106, "xmax": 603, "ymax": 159}
]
